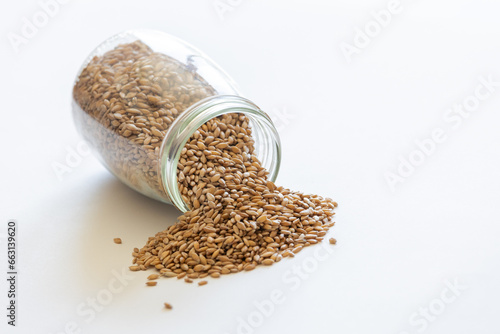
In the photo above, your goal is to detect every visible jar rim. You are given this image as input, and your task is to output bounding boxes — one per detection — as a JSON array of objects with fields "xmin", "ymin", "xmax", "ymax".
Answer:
[{"xmin": 160, "ymin": 95, "xmax": 282, "ymax": 212}]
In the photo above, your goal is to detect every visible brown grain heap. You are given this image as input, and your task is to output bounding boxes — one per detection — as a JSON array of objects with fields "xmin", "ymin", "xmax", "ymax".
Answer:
[{"xmin": 131, "ymin": 113, "xmax": 337, "ymax": 280}]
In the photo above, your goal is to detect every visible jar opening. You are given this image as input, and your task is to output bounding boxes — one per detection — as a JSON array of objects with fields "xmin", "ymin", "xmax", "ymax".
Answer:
[{"xmin": 160, "ymin": 95, "xmax": 282, "ymax": 212}]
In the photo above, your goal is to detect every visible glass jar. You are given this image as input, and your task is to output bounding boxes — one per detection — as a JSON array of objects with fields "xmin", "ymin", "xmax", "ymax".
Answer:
[{"xmin": 72, "ymin": 29, "xmax": 281, "ymax": 212}]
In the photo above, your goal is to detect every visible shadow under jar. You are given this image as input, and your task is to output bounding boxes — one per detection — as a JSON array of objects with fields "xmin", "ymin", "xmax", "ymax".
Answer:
[{"xmin": 72, "ymin": 29, "xmax": 281, "ymax": 212}]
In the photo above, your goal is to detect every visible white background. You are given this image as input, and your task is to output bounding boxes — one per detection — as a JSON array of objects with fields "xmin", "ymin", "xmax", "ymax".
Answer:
[{"xmin": 1, "ymin": 0, "xmax": 499, "ymax": 333}]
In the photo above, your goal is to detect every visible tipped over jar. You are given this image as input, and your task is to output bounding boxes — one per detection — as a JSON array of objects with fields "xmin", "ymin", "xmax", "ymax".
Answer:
[{"xmin": 72, "ymin": 30, "xmax": 281, "ymax": 212}]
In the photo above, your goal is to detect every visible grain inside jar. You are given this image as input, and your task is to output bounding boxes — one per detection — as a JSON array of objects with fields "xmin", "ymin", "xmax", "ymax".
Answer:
[{"xmin": 73, "ymin": 40, "xmax": 217, "ymax": 201}]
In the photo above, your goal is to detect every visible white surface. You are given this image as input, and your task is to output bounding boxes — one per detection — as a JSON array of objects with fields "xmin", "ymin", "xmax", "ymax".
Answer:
[{"xmin": 1, "ymin": 0, "xmax": 500, "ymax": 333}]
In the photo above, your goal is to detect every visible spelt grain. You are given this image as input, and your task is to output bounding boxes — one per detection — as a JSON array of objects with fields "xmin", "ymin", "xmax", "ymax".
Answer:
[{"xmin": 75, "ymin": 40, "xmax": 338, "ymax": 285}]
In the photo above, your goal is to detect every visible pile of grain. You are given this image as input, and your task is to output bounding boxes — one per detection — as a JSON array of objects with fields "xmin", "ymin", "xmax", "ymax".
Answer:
[{"xmin": 130, "ymin": 113, "xmax": 337, "ymax": 281}]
